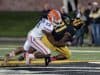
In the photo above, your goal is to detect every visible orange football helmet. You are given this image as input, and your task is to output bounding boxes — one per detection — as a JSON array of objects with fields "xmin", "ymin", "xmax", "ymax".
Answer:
[{"xmin": 48, "ymin": 9, "xmax": 62, "ymax": 27}]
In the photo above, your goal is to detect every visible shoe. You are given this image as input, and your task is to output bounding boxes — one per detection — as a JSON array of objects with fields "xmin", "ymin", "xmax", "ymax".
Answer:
[
  {"xmin": 44, "ymin": 56, "xmax": 51, "ymax": 66},
  {"xmin": 18, "ymin": 56, "xmax": 24, "ymax": 61}
]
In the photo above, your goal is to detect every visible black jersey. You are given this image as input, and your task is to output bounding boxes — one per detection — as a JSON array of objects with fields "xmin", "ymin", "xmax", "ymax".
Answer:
[
  {"xmin": 52, "ymin": 22, "xmax": 67, "ymax": 41},
  {"xmin": 52, "ymin": 22, "xmax": 76, "ymax": 41}
]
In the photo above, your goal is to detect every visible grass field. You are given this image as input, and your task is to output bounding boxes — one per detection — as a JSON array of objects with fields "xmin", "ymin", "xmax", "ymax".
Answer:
[
  {"xmin": 0, "ymin": 11, "xmax": 42, "ymax": 37},
  {"xmin": 0, "ymin": 44, "xmax": 100, "ymax": 61},
  {"xmin": 0, "ymin": 44, "xmax": 100, "ymax": 75}
]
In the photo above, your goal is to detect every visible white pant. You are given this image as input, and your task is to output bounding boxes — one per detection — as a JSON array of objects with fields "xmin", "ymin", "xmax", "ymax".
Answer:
[{"xmin": 23, "ymin": 35, "xmax": 51, "ymax": 55}]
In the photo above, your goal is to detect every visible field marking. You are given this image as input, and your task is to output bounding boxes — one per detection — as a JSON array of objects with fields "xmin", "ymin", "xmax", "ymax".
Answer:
[
  {"xmin": 0, "ymin": 70, "xmax": 100, "ymax": 74},
  {"xmin": 1, "ymin": 67, "xmax": 100, "ymax": 74},
  {"xmin": 71, "ymin": 50, "xmax": 100, "ymax": 53},
  {"xmin": 2, "ymin": 66, "xmax": 100, "ymax": 69},
  {"xmin": 0, "ymin": 60, "xmax": 100, "ymax": 66},
  {"xmin": 0, "ymin": 48, "xmax": 15, "ymax": 49},
  {"xmin": 31, "ymin": 70, "xmax": 100, "ymax": 73},
  {"xmin": 88, "ymin": 62, "xmax": 100, "ymax": 64},
  {"xmin": 27, "ymin": 70, "xmax": 100, "ymax": 73},
  {"xmin": 0, "ymin": 48, "xmax": 100, "ymax": 53}
]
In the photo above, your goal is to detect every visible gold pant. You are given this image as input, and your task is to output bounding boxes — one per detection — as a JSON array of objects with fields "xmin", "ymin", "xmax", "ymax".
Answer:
[{"xmin": 41, "ymin": 35, "xmax": 71, "ymax": 59}]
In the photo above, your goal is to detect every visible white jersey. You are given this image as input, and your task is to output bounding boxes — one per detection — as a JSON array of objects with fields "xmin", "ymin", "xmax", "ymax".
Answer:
[{"xmin": 29, "ymin": 18, "xmax": 53, "ymax": 38}]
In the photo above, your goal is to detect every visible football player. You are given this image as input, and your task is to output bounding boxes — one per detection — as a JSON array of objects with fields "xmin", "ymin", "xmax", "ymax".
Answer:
[
  {"xmin": 4, "ymin": 9, "xmax": 63, "ymax": 66},
  {"xmin": 18, "ymin": 21, "xmax": 73, "ymax": 63},
  {"xmin": 18, "ymin": 12, "xmax": 85, "ymax": 64},
  {"xmin": 18, "ymin": 15, "xmax": 75, "ymax": 63}
]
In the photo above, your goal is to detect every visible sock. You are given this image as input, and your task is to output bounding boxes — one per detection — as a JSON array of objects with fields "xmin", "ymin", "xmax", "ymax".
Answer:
[{"xmin": 9, "ymin": 51, "xmax": 15, "ymax": 57}]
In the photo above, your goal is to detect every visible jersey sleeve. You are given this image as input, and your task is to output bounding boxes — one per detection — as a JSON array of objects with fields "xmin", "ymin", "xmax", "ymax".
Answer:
[{"xmin": 43, "ymin": 22, "xmax": 53, "ymax": 33}]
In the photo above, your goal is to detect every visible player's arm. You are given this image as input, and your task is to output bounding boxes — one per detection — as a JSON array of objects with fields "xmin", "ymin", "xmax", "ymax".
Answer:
[
  {"xmin": 59, "ymin": 32, "xmax": 71, "ymax": 42},
  {"xmin": 43, "ymin": 30, "xmax": 66, "ymax": 47},
  {"xmin": 58, "ymin": 32, "xmax": 72, "ymax": 46}
]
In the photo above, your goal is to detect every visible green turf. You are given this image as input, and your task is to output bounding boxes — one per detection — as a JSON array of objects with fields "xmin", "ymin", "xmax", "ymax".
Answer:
[
  {"xmin": 0, "ymin": 45, "xmax": 100, "ymax": 61},
  {"xmin": 0, "ymin": 11, "xmax": 42, "ymax": 37},
  {"xmin": 71, "ymin": 52, "xmax": 100, "ymax": 60}
]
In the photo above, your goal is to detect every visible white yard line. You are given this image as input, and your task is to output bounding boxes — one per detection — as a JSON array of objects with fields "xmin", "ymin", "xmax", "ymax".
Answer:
[
  {"xmin": 29, "ymin": 70, "xmax": 100, "ymax": 73},
  {"xmin": 2, "ymin": 66, "xmax": 100, "ymax": 69},
  {"xmin": 0, "ymin": 48, "xmax": 15, "ymax": 50},
  {"xmin": 0, "ymin": 48, "xmax": 100, "ymax": 53},
  {"xmin": 88, "ymin": 62, "xmax": 100, "ymax": 64},
  {"xmin": 71, "ymin": 50, "xmax": 100, "ymax": 53},
  {"xmin": 1, "ymin": 67, "xmax": 100, "ymax": 74}
]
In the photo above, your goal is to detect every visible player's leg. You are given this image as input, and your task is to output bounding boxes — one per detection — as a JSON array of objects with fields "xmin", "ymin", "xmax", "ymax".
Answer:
[
  {"xmin": 4, "ymin": 46, "xmax": 25, "ymax": 65},
  {"xmin": 29, "ymin": 36, "xmax": 51, "ymax": 66},
  {"xmin": 41, "ymin": 35, "xmax": 60, "ymax": 61},
  {"xmin": 56, "ymin": 47, "xmax": 72, "ymax": 60},
  {"xmin": 5, "ymin": 47, "xmax": 24, "ymax": 58},
  {"xmin": 41, "ymin": 35, "xmax": 56, "ymax": 51},
  {"xmin": 42, "ymin": 35, "xmax": 71, "ymax": 60},
  {"xmin": 4, "ymin": 39, "xmax": 31, "ymax": 65},
  {"xmin": 25, "ymin": 52, "xmax": 35, "ymax": 65},
  {"xmin": 5, "ymin": 39, "xmax": 31, "ymax": 58},
  {"xmin": 18, "ymin": 47, "xmax": 36, "ymax": 61}
]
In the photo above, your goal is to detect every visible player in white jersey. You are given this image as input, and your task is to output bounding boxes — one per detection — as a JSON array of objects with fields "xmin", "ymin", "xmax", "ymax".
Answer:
[
  {"xmin": 4, "ymin": 9, "xmax": 62, "ymax": 66},
  {"xmin": 24, "ymin": 18, "xmax": 53, "ymax": 55}
]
